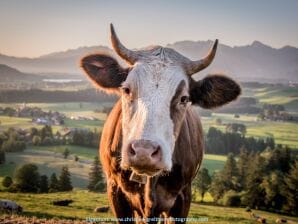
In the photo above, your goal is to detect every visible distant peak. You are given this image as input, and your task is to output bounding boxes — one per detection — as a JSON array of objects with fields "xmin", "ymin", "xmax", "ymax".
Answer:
[{"xmin": 251, "ymin": 40, "xmax": 269, "ymax": 48}]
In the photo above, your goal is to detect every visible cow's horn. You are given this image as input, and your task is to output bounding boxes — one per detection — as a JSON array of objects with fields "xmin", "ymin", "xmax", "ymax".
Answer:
[
  {"xmin": 110, "ymin": 24, "xmax": 138, "ymax": 65},
  {"xmin": 184, "ymin": 39, "xmax": 218, "ymax": 76}
]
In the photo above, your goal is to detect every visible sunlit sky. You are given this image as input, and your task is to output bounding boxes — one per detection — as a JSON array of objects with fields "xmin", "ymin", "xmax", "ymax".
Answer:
[{"xmin": 0, "ymin": 0, "xmax": 297, "ymax": 58}]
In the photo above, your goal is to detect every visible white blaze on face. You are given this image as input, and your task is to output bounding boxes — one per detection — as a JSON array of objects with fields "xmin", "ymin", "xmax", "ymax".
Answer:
[{"xmin": 120, "ymin": 56, "xmax": 189, "ymax": 171}]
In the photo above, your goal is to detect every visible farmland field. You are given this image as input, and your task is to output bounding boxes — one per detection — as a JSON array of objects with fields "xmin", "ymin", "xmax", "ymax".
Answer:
[
  {"xmin": 254, "ymin": 86, "xmax": 298, "ymax": 111},
  {"xmin": 0, "ymin": 190, "xmax": 297, "ymax": 224},
  {"xmin": 0, "ymin": 149, "xmax": 91, "ymax": 188},
  {"xmin": 0, "ymin": 146, "xmax": 226, "ymax": 186},
  {"xmin": 201, "ymin": 113, "xmax": 298, "ymax": 150},
  {"xmin": 32, "ymin": 145, "xmax": 97, "ymax": 160}
]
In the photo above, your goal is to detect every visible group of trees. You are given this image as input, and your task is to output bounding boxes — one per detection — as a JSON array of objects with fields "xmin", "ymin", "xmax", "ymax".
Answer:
[
  {"xmin": 30, "ymin": 125, "xmax": 57, "ymax": 146},
  {"xmin": 207, "ymin": 147, "xmax": 297, "ymax": 215},
  {"xmin": 0, "ymin": 125, "xmax": 101, "ymax": 150},
  {"xmin": 31, "ymin": 126, "xmax": 101, "ymax": 148},
  {"xmin": 205, "ymin": 127, "xmax": 276, "ymax": 155},
  {"xmin": 2, "ymin": 164, "xmax": 73, "ymax": 193},
  {"xmin": 0, "ymin": 128, "xmax": 26, "ymax": 153},
  {"xmin": 71, "ymin": 129, "xmax": 100, "ymax": 148},
  {"xmin": 258, "ymin": 104, "xmax": 298, "ymax": 122},
  {"xmin": 1, "ymin": 156, "xmax": 106, "ymax": 193},
  {"xmin": 48, "ymin": 167, "xmax": 73, "ymax": 192}
]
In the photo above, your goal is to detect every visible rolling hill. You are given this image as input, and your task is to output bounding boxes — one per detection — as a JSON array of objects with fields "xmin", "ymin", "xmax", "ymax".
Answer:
[
  {"xmin": 0, "ymin": 64, "xmax": 45, "ymax": 82},
  {"xmin": 0, "ymin": 41, "xmax": 297, "ymax": 83}
]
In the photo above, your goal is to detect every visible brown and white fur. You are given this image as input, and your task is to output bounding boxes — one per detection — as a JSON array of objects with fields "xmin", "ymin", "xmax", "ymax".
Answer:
[{"xmin": 81, "ymin": 24, "xmax": 241, "ymax": 223}]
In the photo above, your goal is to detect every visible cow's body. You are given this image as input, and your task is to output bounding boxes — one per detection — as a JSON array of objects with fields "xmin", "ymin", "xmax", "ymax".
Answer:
[
  {"xmin": 100, "ymin": 100, "xmax": 203, "ymax": 220},
  {"xmin": 81, "ymin": 24, "xmax": 241, "ymax": 223}
]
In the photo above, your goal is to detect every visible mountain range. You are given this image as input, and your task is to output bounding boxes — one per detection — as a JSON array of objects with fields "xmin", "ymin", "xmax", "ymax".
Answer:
[
  {"xmin": 0, "ymin": 64, "xmax": 44, "ymax": 82},
  {"xmin": 0, "ymin": 41, "xmax": 297, "ymax": 83}
]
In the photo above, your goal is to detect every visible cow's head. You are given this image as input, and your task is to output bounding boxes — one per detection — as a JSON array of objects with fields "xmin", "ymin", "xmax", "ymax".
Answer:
[{"xmin": 81, "ymin": 24, "xmax": 241, "ymax": 177}]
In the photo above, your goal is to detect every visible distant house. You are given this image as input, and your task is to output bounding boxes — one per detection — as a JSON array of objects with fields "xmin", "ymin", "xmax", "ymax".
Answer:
[
  {"xmin": 13, "ymin": 105, "xmax": 66, "ymax": 126},
  {"xmin": 70, "ymin": 115, "xmax": 98, "ymax": 121},
  {"xmin": 289, "ymin": 81, "xmax": 298, "ymax": 87},
  {"xmin": 35, "ymin": 118, "xmax": 50, "ymax": 125}
]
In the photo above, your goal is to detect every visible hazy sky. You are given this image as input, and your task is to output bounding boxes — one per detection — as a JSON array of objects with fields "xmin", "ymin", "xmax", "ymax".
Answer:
[{"xmin": 0, "ymin": 0, "xmax": 297, "ymax": 58}]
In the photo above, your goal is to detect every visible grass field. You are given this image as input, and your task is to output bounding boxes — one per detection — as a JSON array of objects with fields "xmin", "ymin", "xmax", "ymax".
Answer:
[
  {"xmin": 254, "ymin": 86, "xmax": 298, "ymax": 111},
  {"xmin": 0, "ymin": 102, "xmax": 108, "ymax": 132},
  {"xmin": 32, "ymin": 145, "xmax": 98, "ymax": 160},
  {"xmin": 0, "ymin": 190, "xmax": 297, "ymax": 224},
  {"xmin": 0, "ymin": 146, "xmax": 225, "ymax": 189},
  {"xmin": 201, "ymin": 113, "xmax": 298, "ymax": 150},
  {"xmin": 201, "ymin": 154, "xmax": 226, "ymax": 174},
  {"xmin": 0, "ymin": 149, "xmax": 91, "ymax": 188}
]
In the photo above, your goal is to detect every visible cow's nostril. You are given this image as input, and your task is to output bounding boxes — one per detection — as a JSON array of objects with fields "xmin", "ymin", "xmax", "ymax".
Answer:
[{"xmin": 151, "ymin": 146, "xmax": 160, "ymax": 158}]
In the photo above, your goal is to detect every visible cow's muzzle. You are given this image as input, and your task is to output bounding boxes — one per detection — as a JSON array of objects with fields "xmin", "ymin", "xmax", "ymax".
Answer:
[{"xmin": 125, "ymin": 139, "xmax": 165, "ymax": 176}]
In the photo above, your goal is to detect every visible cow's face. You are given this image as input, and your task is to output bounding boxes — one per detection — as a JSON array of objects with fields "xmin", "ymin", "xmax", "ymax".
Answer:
[
  {"xmin": 81, "ymin": 24, "xmax": 241, "ymax": 176},
  {"xmin": 119, "ymin": 59, "xmax": 190, "ymax": 175}
]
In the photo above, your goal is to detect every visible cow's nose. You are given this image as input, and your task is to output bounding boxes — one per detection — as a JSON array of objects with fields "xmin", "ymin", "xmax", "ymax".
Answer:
[{"xmin": 128, "ymin": 139, "xmax": 161, "ymax": 163}]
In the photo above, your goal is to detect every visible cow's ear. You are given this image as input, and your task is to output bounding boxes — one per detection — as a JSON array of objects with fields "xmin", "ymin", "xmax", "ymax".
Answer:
[
  {"xmin": 190, "ymin": 74, "xmax": 241, "ymax": 109},
  {"xmin": 80, "ymin": 54, "xmax": 128, "ymax": 93}
]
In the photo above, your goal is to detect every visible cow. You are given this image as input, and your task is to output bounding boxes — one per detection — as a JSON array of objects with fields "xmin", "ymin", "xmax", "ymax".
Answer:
[{"xmin": 81, "ymin": 24, "xmax": 241, "ymax": 223}]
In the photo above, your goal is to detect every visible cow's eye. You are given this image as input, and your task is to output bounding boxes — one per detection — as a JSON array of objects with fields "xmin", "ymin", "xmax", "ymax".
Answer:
[
  {"xmin": 121, "ymin": 87, "xmax": 130, "ymax": 95},
  {"xmin": 180, "ymin": 96, "xmax": 190, "ymax": 105}
]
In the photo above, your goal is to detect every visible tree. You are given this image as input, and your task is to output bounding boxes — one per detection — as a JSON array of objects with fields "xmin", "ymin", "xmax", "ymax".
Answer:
[
  {"xmin": 63, "ymin": 148, "xmax": 70, "ymax": 159},
  {"xmin": 281, "ymin": 161, "xmax": 298, "ymax": 215},
  {"xmin": 221, "ymin": 153, "xmax": 240, "ymax": 191},
  {"xmin": 14, "ymin": 163, "xmax": 40, "ymax": 192},
  {"xmin": 58, "ymin": 166, "xmax": 73, "ymax": 191},
  {"xmin": 2, "ymin": 176, "xmax": 13, "ymax": 188},
  {"xmin": 40, "ymin": 125, "xmax": 53, "ymax": 140},
  {"xmin": 193, "ymin": 168, "xmax": 211, "ymax": 202},
  {"xmin": 209, "ymin": 172, "xmax": 226, "ymax": 202},
  {"xmin": 87, "ymin": 156, "xmax": 105, "ymax": 192},
  {"xmin": 32, "ymin": 135, "xmax": 41, "ymax": 146},
  {"xmin": 72, "ymin": 131, "xmax": 84, "ymax": 146},
  {"xmin": 261, "ymin": 171, "xmax": 285, "ymax": 210},
  {"xmin": 242, "ymin": 153, "xmax": 266, "ymax": 209},
  {"xmin": 39, "ymin": 175, "xmax": 49, "ymax": 193},
  {"xmin": 0, "ymin": 149, "xmax": 5, "ymax": 164},
  {"xmin": 74, "ymin": 155, "xmax": 79, "ymax": 162},
  {"xmin": 30, "ymin": 127, "xmax": 38, "ymax": 138},
  {"xmin": 237, "ymin": 147, "xmax": 249, "ymax": 188},
  {"xmin": 49, "ymin": 173, "xmax": 59, "ymax": 193}
]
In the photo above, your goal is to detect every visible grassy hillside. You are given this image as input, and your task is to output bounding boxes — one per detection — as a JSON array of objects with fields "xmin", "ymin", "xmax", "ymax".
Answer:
[
  {"xmin": 0, "ymin": 149, "xmax": 91, "ymax": 188},
  {"xmin": 0, "ymin": 190, "xmax": 297, "ymax": 224},
  {"xmin": 202, "ymin": 114, "xmax": 298, "ymax": 150},
  {"xmin": 201, "ymin": 154, "xmax": 226, "ymax": 174},
  {"xmin": 0, "ymin": 147, "xmax": 225, "ymax": 189},
  {"xmin": 254, "ymin": 86, "xmax": 298, "ymax": 111},
  {"xmin": 32, "ymin": 145, "xmax": 97, "ymax": 160}
]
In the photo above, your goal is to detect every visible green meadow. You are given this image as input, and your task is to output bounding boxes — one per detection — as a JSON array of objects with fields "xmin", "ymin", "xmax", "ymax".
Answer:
[
  {"xmin": 0, "ymin": 190, "xmax": 297, "ymax": 224},
  {"xmin": 254, "ymin": 86, "xmax": 298, "ymax": 111},
  {"xmin": 202, "ymin": 113, "xmax": 298, "ymax": 150},
  {"xmin": 0, "ymin": 149, "xmax": 91, "ymax": 188},
  {"xmin": 0, "ymin": 84, "xmax": 297, "ymax": 223},
  {"xmin": 0, "ymin": 146, "xmax": 226, "ymax": 189}
]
